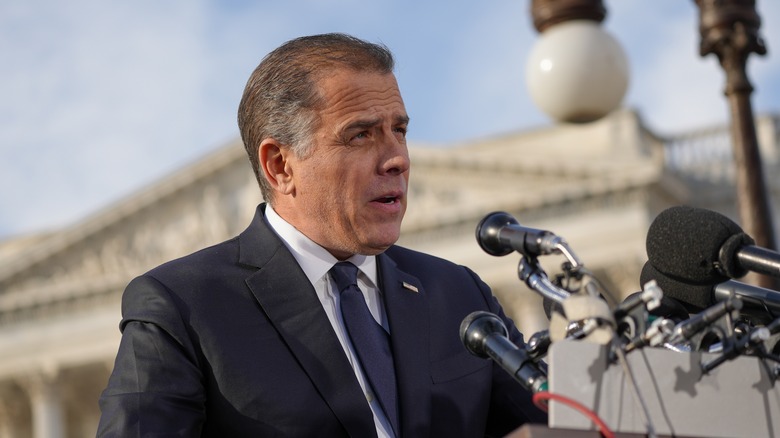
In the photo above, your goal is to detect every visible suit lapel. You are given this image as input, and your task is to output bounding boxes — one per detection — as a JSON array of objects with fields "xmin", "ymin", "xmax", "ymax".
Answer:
[
  {"xmin": 239, "ymin": 206, "xmax": 377, "ymax": 438},
  {"xmin": 378, "ymin": 253, "xmax": 432, "ymax": 438}
]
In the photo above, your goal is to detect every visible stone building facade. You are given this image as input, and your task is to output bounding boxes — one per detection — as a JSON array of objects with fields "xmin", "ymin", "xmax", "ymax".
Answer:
[{"xmin": 0, "ymin": 109, "xmax": 778, "ymax": 437}]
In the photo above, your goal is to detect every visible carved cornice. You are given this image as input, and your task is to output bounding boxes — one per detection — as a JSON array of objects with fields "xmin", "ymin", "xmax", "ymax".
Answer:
[
  {"xmin": 0, "ymin": 141, "xmax": 250, "ymax": 286},
  {"xmin": 402, "ymin": 158, "xmax": 660, "ymax": 236},
  {"xmin": 399, "ymin": 177, "xmax": 655, "ymax": 248},
  {"xmin": 0, "ymin": 154, "xmax": 262, "ymax": 325}
]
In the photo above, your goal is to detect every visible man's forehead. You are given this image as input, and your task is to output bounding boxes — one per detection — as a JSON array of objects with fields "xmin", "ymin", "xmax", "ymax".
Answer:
[
  {"xmin": 317, "ymin": 71, "xmax": 406, "ymax": 116},
  {"xmin": 316, "ymin": 69, "xmax": 399, "ymax": 91}
]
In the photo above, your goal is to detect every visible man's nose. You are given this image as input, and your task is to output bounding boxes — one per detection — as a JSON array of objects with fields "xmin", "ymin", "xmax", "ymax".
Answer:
[{"xmin": 380, "ymin": 134, "xmax": 410, "ymax": 176}]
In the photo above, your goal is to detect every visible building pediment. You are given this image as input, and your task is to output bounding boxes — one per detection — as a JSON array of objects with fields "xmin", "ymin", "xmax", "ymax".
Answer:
[{"xmin": 0, "ymin": 142, "xmax": 261, "ymax": 325}]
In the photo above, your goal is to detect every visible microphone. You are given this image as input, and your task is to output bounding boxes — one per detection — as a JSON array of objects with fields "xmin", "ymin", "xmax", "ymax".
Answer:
[
  {"xmin": 666, "ymin": 296, "xmax": 743, "ymax": 346},
  {"xmin": 640, "ymin": 262, "xmax": 711, "ymax": 313},
  {"xmin": 646, "ymin": 205, "xmax": 780, "ymax": 282},
  {"xmin": 621, "ymin": 288, "xmax": 690, "ymax": 323},
  {"xmin": 713, "ymin": 280, "xmax": 780, "ymax": 320},
  {"xmin": 701, "ymin": 326, "xmax": 771, "ymax": 373},
  {"xmin": 641, "ymin": 262, "xmax": 780, "ymax": 321},
  {"xmin": 613, "ymin": 282, "xmax": 662, "ymax": 321},
  {"xmin": 460, "ymin": 311, "xmax": 548, "ymax": 394},
  {"xmin": 476, "ymin": 211, "xmax": 564, "ymax": 257}
]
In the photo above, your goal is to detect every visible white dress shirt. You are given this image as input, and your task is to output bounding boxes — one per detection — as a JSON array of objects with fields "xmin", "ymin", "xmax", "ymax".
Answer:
[{"xmin": 265, "ymin": 205, "xmax": 395, "ymax": 438}]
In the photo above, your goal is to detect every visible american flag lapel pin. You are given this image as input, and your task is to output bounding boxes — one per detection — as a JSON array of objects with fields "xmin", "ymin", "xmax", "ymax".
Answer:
[{"xmin": 402, "ymin": 281, "xmax": 419, "ymax": 293}]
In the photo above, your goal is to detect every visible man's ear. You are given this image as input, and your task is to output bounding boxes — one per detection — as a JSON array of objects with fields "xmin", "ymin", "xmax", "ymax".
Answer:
[{"xmin": 258, "ymin": 139, "xmax": 295, "ymax": 195}]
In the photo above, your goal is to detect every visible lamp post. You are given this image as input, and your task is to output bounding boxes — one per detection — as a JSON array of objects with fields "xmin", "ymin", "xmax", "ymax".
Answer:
[{"xmin": 695, "ymin": 0, "xmax": 777, "ymax": 289}]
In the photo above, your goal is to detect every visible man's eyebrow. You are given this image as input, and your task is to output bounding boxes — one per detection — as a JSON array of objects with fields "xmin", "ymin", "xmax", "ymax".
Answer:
[
  {"xmin": 344, "ymin": 118, "xmax": 381, "ymax": 132},
  {"xmin": 344, "ymin": 115, "xmax": 410, "ymax": 132}
]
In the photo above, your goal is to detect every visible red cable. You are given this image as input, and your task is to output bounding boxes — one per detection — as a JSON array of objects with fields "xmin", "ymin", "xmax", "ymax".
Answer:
[{"xmin": 532, "ymin": 391, "xmax": 615, "ymax": 438}]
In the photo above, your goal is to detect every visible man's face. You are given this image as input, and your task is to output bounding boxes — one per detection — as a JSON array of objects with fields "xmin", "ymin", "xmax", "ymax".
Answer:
[{"xmin": 280, "ymin": 69, "xmax": 410, "ymax": 259}]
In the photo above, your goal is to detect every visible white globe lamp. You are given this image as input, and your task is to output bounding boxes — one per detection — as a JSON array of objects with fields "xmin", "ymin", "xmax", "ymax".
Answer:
[{"xmin": 527, "ymin": 3, "xmax": 629, "ymax": 123}]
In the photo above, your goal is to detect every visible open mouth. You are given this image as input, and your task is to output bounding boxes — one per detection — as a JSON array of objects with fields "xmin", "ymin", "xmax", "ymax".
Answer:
[{"xmin": 375, "ymin": 195, "xmax": 398, "ymax": 205}]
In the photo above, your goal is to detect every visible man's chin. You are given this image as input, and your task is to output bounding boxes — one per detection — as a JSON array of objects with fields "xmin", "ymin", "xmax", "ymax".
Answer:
[
  {"xmin": 359, "ymin": 241, "xmax": 394, "ymax": 255},
  {"xmin": 362, "ymin": 235, "xmax": 401, "ymax": 255}
]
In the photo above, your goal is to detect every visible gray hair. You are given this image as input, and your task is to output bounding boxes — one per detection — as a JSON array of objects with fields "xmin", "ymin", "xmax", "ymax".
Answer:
[{"xmin": 237, "ymin": 33, "xmax": 395, "ymax": 203}]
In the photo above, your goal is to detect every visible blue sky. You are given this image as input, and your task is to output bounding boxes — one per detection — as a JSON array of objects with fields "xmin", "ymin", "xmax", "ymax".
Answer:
[{"xmin": 1, "ymin": 0, "xmax": 779, "ymax": 240}]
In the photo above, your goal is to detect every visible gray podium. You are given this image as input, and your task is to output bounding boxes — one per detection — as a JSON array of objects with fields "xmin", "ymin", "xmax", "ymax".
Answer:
[{"xmin": 547, "ymin": 340, "xmax": 780, "ymax": 438}]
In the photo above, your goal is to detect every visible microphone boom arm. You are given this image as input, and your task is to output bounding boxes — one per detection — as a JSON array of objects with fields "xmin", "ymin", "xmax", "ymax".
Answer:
[
  {"xmin": 736, "ymin": 245, "xmax": 780, "ymax": 277},
  {"xmin": 518, "ymin": 256, "xmax": 571, "ymax": 303}
]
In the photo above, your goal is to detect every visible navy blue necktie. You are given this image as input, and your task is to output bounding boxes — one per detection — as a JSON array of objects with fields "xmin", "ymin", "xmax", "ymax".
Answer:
[{"xmin": 330, "ymin": 262, "xmax": 399, "ymax": 436}]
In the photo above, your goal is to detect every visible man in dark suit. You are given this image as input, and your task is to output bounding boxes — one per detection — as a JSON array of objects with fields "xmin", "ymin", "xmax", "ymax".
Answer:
[{"xmin": 97, "ymin": 33, "xmax": 547, "ymax": 437}]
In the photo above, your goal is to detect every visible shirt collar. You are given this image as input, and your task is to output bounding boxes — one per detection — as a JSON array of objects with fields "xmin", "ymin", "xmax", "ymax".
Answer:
[{"xmin": 265, "ymin": 205, "xmax": 378, "ymax": 288}]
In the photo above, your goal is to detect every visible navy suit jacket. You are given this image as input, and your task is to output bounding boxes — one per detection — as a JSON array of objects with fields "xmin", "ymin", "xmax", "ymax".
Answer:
[{"xmin": 98, "ymin": 204, "xmax": 547, "ymax": 437}]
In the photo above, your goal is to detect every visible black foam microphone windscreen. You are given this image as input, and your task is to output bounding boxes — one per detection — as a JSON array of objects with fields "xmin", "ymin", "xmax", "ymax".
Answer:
[
  {"xmin": 640, "ymin": 261, "xmax": 714, "ymax": 313},
  {"xmin": 646, "ymin": 205, "xmax": 743, "ymax": 283}
]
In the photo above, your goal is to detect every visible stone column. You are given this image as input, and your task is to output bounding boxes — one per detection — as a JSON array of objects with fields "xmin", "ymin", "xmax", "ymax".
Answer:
[
  {"xmin": 24, "ymin": 370, "xmax": 65, "ymax": 438},
  {"xmin": 0, "ymin": 402, "xmax": 16, "ymax": 438}
]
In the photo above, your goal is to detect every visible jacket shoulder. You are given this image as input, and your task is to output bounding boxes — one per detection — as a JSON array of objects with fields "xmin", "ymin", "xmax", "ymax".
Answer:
[
  {"xmin": 384, "ymin": 245, "xmax": 476, "ymax": 278},
  {"xmin": 140, "ymin": 236, "xmax": 246, "ymax": 287}
]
